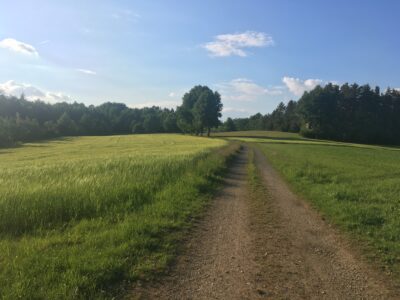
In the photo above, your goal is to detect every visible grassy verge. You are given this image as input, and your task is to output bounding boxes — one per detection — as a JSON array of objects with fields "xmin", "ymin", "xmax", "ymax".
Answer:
[
  {"xmin": 247, "ymin": 149, "xmax": 261, "ymax": 192},
  {"xmin": 0, "ymin": 135, "xmax": 239, "ymax": 299},
  {"xmin": 246, "ymin": 147, "xmax": 270, "ymax": 220},
  {"xmin": 213, "ymin": 130, "xmax": 302, "ymax": 140},
  {"xmin": 222, "ymin": 130, "xmax": 400, "ymax": 283},
  {"xmin": 243, "ymin": 133, "xmax": 400, "ymax": 282}
]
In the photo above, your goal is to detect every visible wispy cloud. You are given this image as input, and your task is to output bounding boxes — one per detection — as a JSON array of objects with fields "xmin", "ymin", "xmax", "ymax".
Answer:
[
  {"xmin": 0, "ymin": 38, "xmax": 38, "ymax": 56},
  {"xmin": 77, "ymin": 69, "xmax": 97, "ymax": 75},
  {"xmin": 112, "ymin": 9, "xmax": 140, "ymax": 21},
  {"xmin": 38, "ymin": 40, "xmax": 50, "ymax": 45},
  {"xmin": 168, "ymin": 92, "xmax": 176, "ymax": 97},
  {"xmin": 216, "ymin": 78, "xmax": 282, "ymax": 101},
  {"xmin": 0, "ymin": 80, "xmax": 71, "ymax": 103},
  {"xmin": 282, "ymin": 76, "xmax": 323, "ymax": 96},
  {"xmin": 203, "ymin": 31, "xmax": 274, "ymax": 57}
]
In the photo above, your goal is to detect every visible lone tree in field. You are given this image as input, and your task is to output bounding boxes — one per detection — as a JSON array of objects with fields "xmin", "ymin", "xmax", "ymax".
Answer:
[{"xmin": 177, "ymin": 85, "xmax": 223, "ymax": 136}]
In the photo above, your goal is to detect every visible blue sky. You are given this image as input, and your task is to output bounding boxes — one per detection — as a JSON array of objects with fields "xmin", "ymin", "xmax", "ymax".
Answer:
[{"xmin": 1, "ymin": 0, "xmax": 399, "ymax": 118}]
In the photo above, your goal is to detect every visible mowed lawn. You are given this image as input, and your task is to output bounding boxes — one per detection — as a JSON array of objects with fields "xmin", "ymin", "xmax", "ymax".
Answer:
[
  {"xmin": 0, "ymin": 134, "xmax": 233, "ymax": 299},
  {"xmin": 218, "ymin": 131, "xmax": 400, "ymax": 280}
]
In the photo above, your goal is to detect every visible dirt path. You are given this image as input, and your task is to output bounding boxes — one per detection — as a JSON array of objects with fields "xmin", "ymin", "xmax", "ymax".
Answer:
[
  {"xmin": 252, "ymin": 147, "xmax": 398, "ymax": 299},
  {"xmin": 133, "ymin": 146, "xmax": 263, "ymax": 299},
  {"xmin": 131, "ymin": 146, "xmax": 398, "ymax": 299}
]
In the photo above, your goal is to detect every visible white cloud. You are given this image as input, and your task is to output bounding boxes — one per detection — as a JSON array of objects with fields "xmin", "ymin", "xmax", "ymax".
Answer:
[
  {"xmin": 216, "ymin": 78, "xmax": 282, "ymax": 102},
  {"xmin": 223, "ymin": 107, "xmax": 252, "ymax": 113},
  {"xmin": 168, "ymin": 92, "xmax": 176, "ymax": 97},
  {"xmin": 382, "ymin": 87, "xmax": 400, "ymax": 93},
  {"xmin": 77, "ymin": 68, "xmax": 97, "ymax": 75},
  {"xmin": 222, "ymin": 107, "xmax": 255, "ymax": 119},
  {"xmin": 0, "ymin": 80, "xmax": 71, "ymax": 102},
  {"xmin": 0, "ymin": 38, "xmax": 38, "ymax": 56},
  {"xmin": 129, "ymin": 100, "xmax": 179, "ymax": 109},
  {"xmin": 282, "ymin": 76, "xmax": 323, "ymax": 96},
  {"xmin": 203, "ymin": 31, "xmax": 274, "ymax": 57}
]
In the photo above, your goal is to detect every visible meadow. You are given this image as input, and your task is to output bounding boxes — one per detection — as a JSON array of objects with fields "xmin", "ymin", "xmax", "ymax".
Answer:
[
  {"xmin": 0, "ymin": 134, "xmax": 236, "ymax": 299},
  {"xmin": 217, "ymin": 131, "xmax": 400, "ymax": 280}
]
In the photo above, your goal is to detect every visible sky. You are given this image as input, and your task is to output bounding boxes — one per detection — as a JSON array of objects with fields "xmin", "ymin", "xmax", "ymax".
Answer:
[{"xmin": 1, "ymin": 0, "xmax": 399, "ymax": 118}]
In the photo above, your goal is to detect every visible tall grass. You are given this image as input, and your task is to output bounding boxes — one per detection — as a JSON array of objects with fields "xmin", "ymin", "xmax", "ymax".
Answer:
[{"xmin": 0, "ymin": 134, "xmax": 237, "ymax": 299}]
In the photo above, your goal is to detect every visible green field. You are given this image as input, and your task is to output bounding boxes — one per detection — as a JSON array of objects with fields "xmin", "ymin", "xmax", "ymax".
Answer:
[
  {"xmin": 3, "ymin": 131, "xmax": 400, "ymax": 298},
  {"xmin": 222, "ymin": 131, "xmax": 400, "ymax": 279},
  {"xmin": 0, "ymin": 134, "xmax": 235, "ymax": 299}
]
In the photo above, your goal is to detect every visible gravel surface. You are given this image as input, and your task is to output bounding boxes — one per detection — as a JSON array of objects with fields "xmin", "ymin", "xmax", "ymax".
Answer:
[{"xmin": 130, "ymin": 146, "xmax": 398, "ymax": 299}]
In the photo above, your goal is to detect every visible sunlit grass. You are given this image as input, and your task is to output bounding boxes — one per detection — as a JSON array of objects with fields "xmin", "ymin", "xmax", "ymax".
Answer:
[
  {"xmin": 213, "ymin": 130, "xmax": 302, "ymax": 140},
  {"xmin": 0, "ymin": 134, "xmax": 236, "ymax": 299},
  {"xmin": 229, "ymin": 131, "xmax": 400, "ymax": 281},
  {"xmin": 219, "ymin": 130, "xmax": 400, "ymax": 151}
]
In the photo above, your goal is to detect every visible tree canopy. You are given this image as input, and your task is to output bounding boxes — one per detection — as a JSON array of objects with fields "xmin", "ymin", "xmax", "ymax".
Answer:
[
  {"xmin": 0, "ymin": 85, "xmax": 224, "ymax": 147},
  {"xmin": 0, "ymin": 95, "xmax": 180, "ymax": 147},
  {"xmin": 4, "ymin": 82, "xmax": 399, "ymax": 146},
  {"xmin": 219, "ymin": 100, "xmax": 301, "ymax": 134},
  {"xmin": 177, "ymin": 85, "xmax": 223, "ymax": 136},
  {"xmin": 219, "ymin": 83, "xmax": 400, "ymax": 145},
  {"xmin": 297, "ymin": 83, "xmax": 400, "ymax": 144}
]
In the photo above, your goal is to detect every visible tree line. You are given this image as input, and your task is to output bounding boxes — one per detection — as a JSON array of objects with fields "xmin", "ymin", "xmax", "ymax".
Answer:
[
  {"xmin": 221, "ymin": 83, "xmax": 400, "ymax": 145},
  {"xmin": 0, "ymin": 85, "xmax": 222, "ymax": 146},
  {"xmin": 220, "ymin": 100, "xmax": 300, "ymax": 133},
  {"xmin": 3, "ymin": 82, "xmax": 400, "ymax": 146}
]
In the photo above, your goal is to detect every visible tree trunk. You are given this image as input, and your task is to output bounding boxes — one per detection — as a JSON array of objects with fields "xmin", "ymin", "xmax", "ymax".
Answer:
[{"xmin": 207, "ymin": 127, "xmax": 211, "ymax": 137}]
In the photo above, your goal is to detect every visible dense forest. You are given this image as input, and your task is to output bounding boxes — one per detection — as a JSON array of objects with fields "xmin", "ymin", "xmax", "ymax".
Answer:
[
  {"xmin": 0, "ymin": 85, "xmax": 222, "ymax": 146},
  {"xmin": 0, "ymin": 94, "xmax": 179, "ymax": 146},
  {"xmin": 222, "ymin": 83, "xmax": 400, "ymax": 145},
  {"xmin": 1, "ymin": 83, "xmax": 400, "ymax": 146},
  {"xmin": 220, "ymin": 100, "xmax": 300, "ymax": 133}
]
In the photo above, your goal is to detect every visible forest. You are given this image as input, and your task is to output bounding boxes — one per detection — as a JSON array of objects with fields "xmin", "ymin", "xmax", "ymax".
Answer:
[
  {"xmin": 1, "ymin": 83, "xmax": 400, "ymax": 146},
  {"xmin": 221, "ymin": 83, "xmax": 400, "ymax": 145},
  {"xmin": 0, "ymin": 85, "xmax": 222, "ymax": 146}
]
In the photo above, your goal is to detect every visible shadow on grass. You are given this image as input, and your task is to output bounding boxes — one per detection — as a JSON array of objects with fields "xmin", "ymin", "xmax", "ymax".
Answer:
[
  {"xmin": 215, "ymin": 134, "xmax": 308, "ymax": 142},
  {"xmin": 213, "ymin": 130, "xmax": 400, "ymax": 151},
  {"xmin": 0, "ymin": 136, "xmax": 78, "ymax": 152},
  {"xmin": 252, "ymin": 139, "xmax": 400, "ymax": 152}
]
